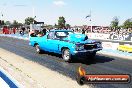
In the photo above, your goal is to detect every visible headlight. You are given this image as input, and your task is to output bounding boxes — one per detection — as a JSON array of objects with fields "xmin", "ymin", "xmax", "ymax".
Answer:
[{"xmin": 76, "ymin": 45, "xmax": 84, "ymax": 51}]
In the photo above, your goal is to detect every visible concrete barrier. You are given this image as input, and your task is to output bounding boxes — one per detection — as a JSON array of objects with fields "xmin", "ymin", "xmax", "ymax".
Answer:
[
  {"xmin": 87, "ymin": 33, "xmax": 132, "ymax": 41},
  {"xmin": 102, "ymin": 42, "xmax": 119, "ymax": 50},
  {"xmin": 117, "ymin": 45, "xmax": 132, "ymax": 53},
  {"xmin": 101, "ymin": 40, "xmax": 132, "ymax": 52}
]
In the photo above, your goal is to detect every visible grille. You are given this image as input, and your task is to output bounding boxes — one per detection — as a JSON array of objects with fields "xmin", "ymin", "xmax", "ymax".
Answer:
[{"xmin": 84, "ymin": 44, "xmax": 97, "ymax": 50}]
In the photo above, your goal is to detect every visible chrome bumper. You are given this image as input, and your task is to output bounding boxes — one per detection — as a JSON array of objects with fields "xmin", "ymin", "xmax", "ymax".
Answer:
[{"xmin": 73, "ymin": 48, "xmax": 102, "ymax": 53}]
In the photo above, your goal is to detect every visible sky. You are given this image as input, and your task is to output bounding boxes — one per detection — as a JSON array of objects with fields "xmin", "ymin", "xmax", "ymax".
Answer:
[{"xmin": 0, "ymin": 0, "xmax": 132, "ymax": 26}]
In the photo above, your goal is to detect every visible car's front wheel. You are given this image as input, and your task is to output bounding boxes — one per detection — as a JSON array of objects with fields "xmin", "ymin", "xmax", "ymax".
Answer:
[
  {"xmin": 62, "ymin": 49, "xmax": 71, "ymax": 62},
  {"xmin": 35, "ymin": 44, "xmax": 41, "ymax": 54}
]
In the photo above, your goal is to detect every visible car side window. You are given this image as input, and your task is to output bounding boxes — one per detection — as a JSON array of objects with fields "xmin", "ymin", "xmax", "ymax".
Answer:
[{"xmin": 47, "ymin": 32, "xmax": 55, "ymax": 39}]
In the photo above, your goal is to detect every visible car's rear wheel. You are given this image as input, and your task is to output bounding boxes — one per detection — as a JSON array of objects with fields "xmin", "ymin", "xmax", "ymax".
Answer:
[
  {"xmin": 35, "ymin": 44, "xmax": 41, "ymax": 54},
  {"xmin": 62, "ymin": 49, "xmax": 71, "ymax": 62}
]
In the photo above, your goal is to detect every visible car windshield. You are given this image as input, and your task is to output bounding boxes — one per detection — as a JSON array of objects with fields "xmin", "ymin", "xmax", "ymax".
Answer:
[{"xmin": 55, "ymin": 31, "xmax": 74, "ymax": 38}]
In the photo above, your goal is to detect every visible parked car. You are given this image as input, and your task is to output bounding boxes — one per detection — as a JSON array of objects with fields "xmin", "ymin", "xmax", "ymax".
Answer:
[{"xmin": 29, "ymin": 29, "xmax": 102, "ymax": 62}]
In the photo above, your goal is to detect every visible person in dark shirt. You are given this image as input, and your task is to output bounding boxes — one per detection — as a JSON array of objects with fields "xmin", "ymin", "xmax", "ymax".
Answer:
[
  {"xmin": 42, "ymin": 29, "xmax": 46, "ymax": 35},
  {"xmin": 82, "ymin": 28, "xmax": 85, "ymax": 34},
  {"xmin": 21, "ymin": 27, "xmax": 25, "ymax": 35}
]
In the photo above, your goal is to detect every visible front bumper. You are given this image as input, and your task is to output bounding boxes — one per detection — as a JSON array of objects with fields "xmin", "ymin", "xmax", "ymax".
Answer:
[
  {"xmin": 73, "ymin": 48, "xmax": 102, "ymax": 54},
  {"xmin": 71, "ymin": 48, "xmax": 102, "ymax": 59},
  {"xmin": 71, "ymin": 48, "xmax": 102, "ymax": 57}
]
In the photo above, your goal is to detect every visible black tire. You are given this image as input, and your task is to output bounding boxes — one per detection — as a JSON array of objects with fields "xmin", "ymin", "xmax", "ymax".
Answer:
[
  {"xmin": 62, "ymin": 49, "xmax": 71, "ymax": 62},
  {"xmin": 35, "ymin": 44, "xmax": 41, "ymax": 54}
]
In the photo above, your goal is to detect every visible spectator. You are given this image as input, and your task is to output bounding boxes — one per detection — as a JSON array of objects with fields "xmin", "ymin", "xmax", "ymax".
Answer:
[
  {"xmin": 22, "ymin": 27, "xmax": 25, "ymax": 35},
  {"xmin": 82, "ymin": 28, "xmax": 85, "ymax": 34},
  {"xmin": 29, "ymin": 30, "xmax": 36, "ymax": 37},
  {"xmin": 13, "ymin": 27, "xmax": 16, "ymax": 34},
  {"xmin": 2, "ymin": 27, "xmax": 5, "ymax": 34},
  {"xmin": 42, "ymin": 28, "xmax": 46, "ymax": 35},
  {"xmin": 19, "ymin": 29, "xmax": 23, "ymax": 36}
]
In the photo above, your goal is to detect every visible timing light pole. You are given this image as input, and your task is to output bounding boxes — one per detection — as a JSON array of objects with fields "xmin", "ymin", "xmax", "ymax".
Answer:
[
  {"xmin": 89, "ymin": 10, "xmax": 92, "ymax": 33},
  {"xmin": 86, "ymin": 10, "xmax": 92, "ymax": 32},
  {"xmin": 32, "ymin": 0, "xmax": 36, "ymax": 24},
  {"xmin": 1, "ymin": 12, "xmax": 3, "ymax": 20}
]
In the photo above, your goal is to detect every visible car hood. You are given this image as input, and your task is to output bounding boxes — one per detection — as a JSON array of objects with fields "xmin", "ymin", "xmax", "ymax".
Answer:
[{"xmin": 63, "ymin": 34, "xmax": 97, "ymax": 44}]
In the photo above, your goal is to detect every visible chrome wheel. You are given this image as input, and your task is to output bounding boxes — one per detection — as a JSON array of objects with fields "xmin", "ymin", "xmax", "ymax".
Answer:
[
  {"xmin": 62, "ymin": 49, "xmax": 71, "ymax": 62},
  {"xmin": 35, "ymin": 45, "xmax": 40, "ymax": 53}
]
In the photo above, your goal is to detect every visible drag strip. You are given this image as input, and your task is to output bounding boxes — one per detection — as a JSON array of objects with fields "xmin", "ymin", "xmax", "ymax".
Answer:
[{"xmin": 0, "ymin": 36, "xmax": 132, "ymax": 88}]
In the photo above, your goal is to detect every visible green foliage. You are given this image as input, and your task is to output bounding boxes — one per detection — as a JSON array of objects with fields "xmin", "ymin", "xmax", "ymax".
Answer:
[
  {"xmin": 54, "ymin": 23, "xmax": 58, "ymax": 28},
  {"xmin": 123, "ymin": 18, "xmax": 132, "ymax": 29},
  {"xmin": 13, "ymin": 20, "xmax": 18, "ymax": 25},
  {"xmin": 44, "ymin": 24, "xmax": 53, "ymax": 29},
  {"xmin": 18, "ymin": 23, "xmax": 23, "ymax": 27},
  {"xmin": 12, "ymin": 20, "xmax": 19, "ymax": 27},
  {"xmin": 5, "ymin": 21, "xmax": 11, "ymax": 26},
  {"xmin": 25, "ymin": 17, "xmax": 35, "ymax": 25},
  {"xmin": 65, "ymin": 24, "xmax": 71, "ymax": 29},
  {"xmin": 11, "ymin": 20, "xmax": 23, "ymax": 28},
  {"xmin": 110, "ymin": 16, "xmax": 119, "ymax": 31},
  {"xmin": 47, "ymin": 25, "xmax": 53, "ymax": 28},
  {"xmin": 0, "ymin": 20, "xmax": 4, "ymax": 25},
  {"xmin": 58, "ymin": 16, "xmax": 66, "ymax": 28}
]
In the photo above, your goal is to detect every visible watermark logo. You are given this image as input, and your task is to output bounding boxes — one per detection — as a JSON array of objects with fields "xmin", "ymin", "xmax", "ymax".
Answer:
[{"xmin": 76, "ymin": 66, "xmax": 131, "ymax": 85}]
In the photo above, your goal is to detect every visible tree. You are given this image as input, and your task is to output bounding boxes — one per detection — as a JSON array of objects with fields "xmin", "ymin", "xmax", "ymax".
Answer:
[
  {"xmin": 25, "ymin": 17, "xmax": 36, "ymax": 25},
  {"xmin": 110, "ymin": 16, "xmax": 119, "ymax": 31},
  {"xmin": 54, "ymin": 23, "xmax": 58, "ymax": 28},
  {"xmin": 0, "ymin": 20, "xmax": 5, "ymax": 25},
  {"xmin": 12, "ymin": 20, "xmax": 19, "ymax": 27},
  {"xmin": 65, "ymin": 24, "xmax": 71, "ymax": 29},
  {"xmin": 11, "ymin": 20, "xmax": 23, "ymax": 28},
  {"xmin": 10, "ymin": 20, "xmax": 19, "ymax": 28},
  {"xmin": 5, "ymin": 21, "xmax": 11, "ymax": 26},
  {"xmin": 18, "ymin": 23, "xmax": 23, "ymax": 27},
  {"xmin": 47, "ymin": 25, "xmax": 53, "ymax": 29},
  {"xmin": 123, "ymin": 18, "xmax": 132, "ymax": 29},
  {"xmin": 58, "ymin": 16, "xmax": 66, "ymax": 28}
]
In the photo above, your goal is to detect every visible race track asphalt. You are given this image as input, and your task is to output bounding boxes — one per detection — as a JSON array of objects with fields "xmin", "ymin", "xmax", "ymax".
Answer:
[{"xmin": 0, "ymin": 36, "xmax": 132, "ymax": 88}]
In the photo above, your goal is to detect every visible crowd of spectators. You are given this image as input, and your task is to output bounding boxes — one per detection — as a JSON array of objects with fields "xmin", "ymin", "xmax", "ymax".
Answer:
[
  {"xmin": 0, "ymin": 25, "xmax": 131, "ymax": 36},
  {"xmin": 71, "ymin": 26, "xmax": 132, "ymax": 35},
  {"xmin": 0, "ymin": 26, "xmax": 29, "ymax": 36}
]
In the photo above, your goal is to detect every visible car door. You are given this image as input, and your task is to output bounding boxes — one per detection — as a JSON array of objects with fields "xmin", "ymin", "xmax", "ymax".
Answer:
[
  {"xmin": 46, "ymin": 31, "xmax": 60, "ymax": 53},
  {"xmin": 38, "ymin": 35, "xmax": 48, "ymax": 51}
]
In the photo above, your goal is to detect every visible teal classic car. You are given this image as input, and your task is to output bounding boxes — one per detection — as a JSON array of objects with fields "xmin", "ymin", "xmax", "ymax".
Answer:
[{"xmin": 29, "ymin": 29, "xmax": 102, "ymax": 62}]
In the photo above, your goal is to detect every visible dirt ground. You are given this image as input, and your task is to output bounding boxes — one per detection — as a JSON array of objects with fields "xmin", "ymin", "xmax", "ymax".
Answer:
[{"xmin": 0, "ymin": 48, "xmax": 90, "ymax": 88}]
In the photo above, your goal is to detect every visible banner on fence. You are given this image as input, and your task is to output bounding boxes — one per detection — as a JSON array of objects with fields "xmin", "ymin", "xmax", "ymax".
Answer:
[{"xmin": 87, "ymin": 33, "xmax": 132, "ymax": 41}]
